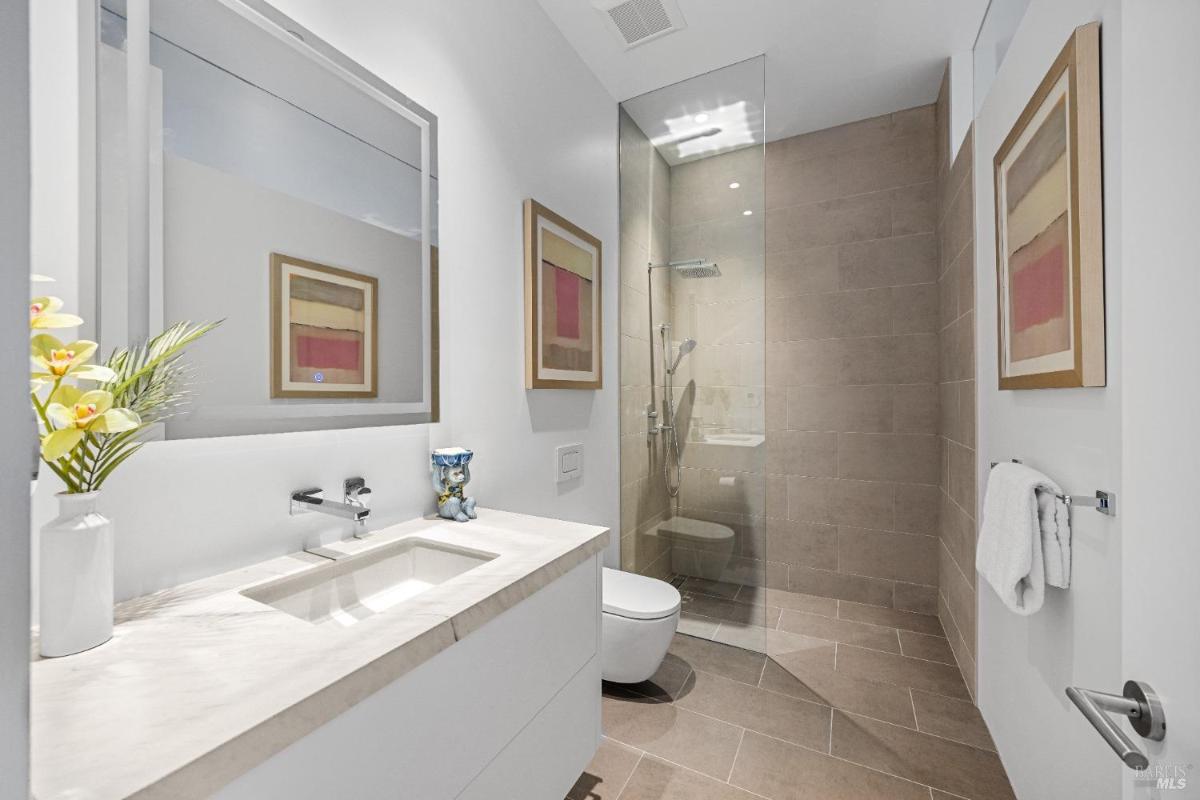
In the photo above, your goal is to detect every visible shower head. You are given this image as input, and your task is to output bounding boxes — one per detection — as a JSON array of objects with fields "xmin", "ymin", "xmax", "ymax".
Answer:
[
  {"xmin": 649, "ymin": 259, "xmax": 722, "ymax": 279},
  {"xmin": 668, "ymin": 337, "xmax": 697, "ymax": 374}
]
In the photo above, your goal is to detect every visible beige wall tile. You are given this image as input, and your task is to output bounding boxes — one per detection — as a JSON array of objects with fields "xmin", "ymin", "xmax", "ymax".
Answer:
[
  {"xmin": 939, "ymin": 493, "xmax": 976, "ymax": 589},
  {"xmin": 788, "ymin": 565, "xmax": 895, "ymax": 607},
  {"xmin": 838, "ymin": 433, "xmax": 940, "ymax": 484},
  {"xmin": 766, "ymin": 430, "xmax": 838, "ymax": 477},
  {"xmin": 839, "ymin": 527, "xmax": 938, "ymax": 585},
  {"xmin": 839, "ymin": 233, "xmax": 938, "ymax": 290},
  {"xmin": 893, "ymin": 581, "xmax": 940, "ymax": 615},
  {"xmin": 785, "ymin": 288, "xmax": 893, "ymax": 340},
  {"xmin": 891, "ymin": 282, "xmax": 939, "ymax": 335},
  {"xmin": 766, "ymin": 517, "xmax": 838, "ymax": 570},
  {"xmin": 894, "ymin": 482, "xmax": 939, "ymax": 534},
  {"xmin": 840, "ymin": 334, "xmax": 939, "ymax": 385},
  {"xmin": 892, "ymin": 383, "xmax": 939, "ymax": 433},
  {"xmin": 836, "ymin": 137, "xmax": 936, "ymax": 197},
  {"xmin": 786, "ymin": 385, "xmax": 893, "ymax": 433},
  {"xmin": 947, "ymin": 440, "xmax": 976, "ymax": 512},
  {"xmin": 786, "ymin": 476, "xmax": 895, "ymax": 529},
  {"xmin": 789, "ymin": 192, "xmax": 893, "ymax": 249},
  {"xmin": 890, "ymin": 180, "xmax": 937, "ymax": 236},
  {"xmin": 765, "ymin": 246, "xmax": 840, "ymax": 296}
]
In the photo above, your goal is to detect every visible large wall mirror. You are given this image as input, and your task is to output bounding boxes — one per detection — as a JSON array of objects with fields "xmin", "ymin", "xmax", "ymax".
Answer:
[{"xmin": 95, "ymin": 0, "xmax": 437, "ymax": 437}]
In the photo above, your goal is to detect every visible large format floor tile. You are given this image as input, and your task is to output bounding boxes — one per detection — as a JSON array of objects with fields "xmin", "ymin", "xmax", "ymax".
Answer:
[
  {"xmin": 838, "ymin": 600, "xmax": 945, "ymax": 635},
  {"xmin": 675, "ymin": 668, "xmax": 831, "ymax": 750},
  {"xmin": 897, "ymin": 629, "xmax": 957, "ymax": 664},
  {"xmin": 619, "ymin": 756, "xmax": 763, "ymax": 800},
  {"xmin": 667, "ymin": 633, "xmax": 765, "ymax": 686},
  {"xmin": 728, "ymin": 731, "xmax": 931, "ymax": 800},
  {"xmin": 831, "ymin": 711, "xmax": 1015, "ymax": 800},
  {"xmin": 777, "ymin": 609, "xmax": 902, "ymax": 653},
  {"xmin": 601, "ymin": 694, "xmax": 743, "ymax": 781},
  {"xmin": 567, "ymin": 738, "xmax": 642, "ymax": 800},
  {"xmin": 835, "ymin": 643, "xmax": 970, "ymax": 699},
  {"xmin": 759, "ymin": 654, "xmax": 916, "ymax": 727},
  {"xmin": 573, "ymin": 585, "xmax": 1014, "ymax": 800},
  {"xmin": 911, "ymin": 689, "xmax": 997, "ymax": 751}
]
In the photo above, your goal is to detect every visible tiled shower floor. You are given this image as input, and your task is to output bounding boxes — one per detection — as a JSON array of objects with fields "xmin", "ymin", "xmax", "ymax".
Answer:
[{"xmin": 568, "ymin": 578, "xmax": 1016, "ymax": 800}]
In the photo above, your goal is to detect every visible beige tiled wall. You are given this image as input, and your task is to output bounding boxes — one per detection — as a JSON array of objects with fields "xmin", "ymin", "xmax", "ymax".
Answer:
[
  {"xmin": 618, "ymin": 109, "xmax": 674, "ymax": 578},
  {"xmin": 668, "ymin": 145, "xmax": 768, "ymax": 587},
  {"xmin": 762, "ymin": 105, "xmax": 942, "ymax": 614},
  {"xmin": 934, "ymin": 73, "xmax": 978, "ymax": 698}
]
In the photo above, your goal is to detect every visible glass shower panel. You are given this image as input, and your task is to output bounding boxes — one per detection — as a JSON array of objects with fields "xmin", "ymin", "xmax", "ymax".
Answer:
[{"xmin": 618, "ymin": 57, "xmax": 767, "ymax": 654}]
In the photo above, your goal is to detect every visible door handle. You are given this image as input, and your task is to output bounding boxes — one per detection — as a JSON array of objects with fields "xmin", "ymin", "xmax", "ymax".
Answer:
[{"xmin": 1066, "ymin": 680, "xmax": 1165, "ymax": 770}]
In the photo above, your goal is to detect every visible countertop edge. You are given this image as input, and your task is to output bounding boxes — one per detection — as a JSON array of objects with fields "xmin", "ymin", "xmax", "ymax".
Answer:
[{"xmin": 131, "ymin": 525, "xmax": 609, "ymax": 799}]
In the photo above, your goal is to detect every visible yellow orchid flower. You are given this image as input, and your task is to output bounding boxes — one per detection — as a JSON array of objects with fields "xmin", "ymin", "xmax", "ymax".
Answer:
[
  {"xmin": 42, "ymin": 386, "xmax": 140, "ymax": 462},
  {"xmin": 29, "ymin": 334, "xmax": 113, "ymax": 382},
  {"xmin": 31, "ymin": 273, "xmax": 55, "ymax": 282},
  {"xmin": 30, "ymin": 296, "xmax": 83, "ymax": 330}
]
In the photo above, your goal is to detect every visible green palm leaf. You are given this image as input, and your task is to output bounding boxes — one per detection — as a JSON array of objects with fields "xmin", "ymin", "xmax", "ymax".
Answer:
[{"xmin": 69, "ymin": 320, "xmax": 220, "ymax": 491}]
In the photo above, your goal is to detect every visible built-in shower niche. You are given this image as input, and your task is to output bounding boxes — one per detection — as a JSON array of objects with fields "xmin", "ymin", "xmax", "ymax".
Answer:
[{"xmin": 618, "ymin": 58, "xmax": 768, "ymax": 653}]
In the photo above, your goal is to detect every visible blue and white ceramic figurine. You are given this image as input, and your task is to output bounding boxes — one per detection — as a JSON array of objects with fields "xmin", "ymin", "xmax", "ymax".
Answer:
[{"xmin": 431, "ymin": 447, "xmax": 477, "ymax": 522}]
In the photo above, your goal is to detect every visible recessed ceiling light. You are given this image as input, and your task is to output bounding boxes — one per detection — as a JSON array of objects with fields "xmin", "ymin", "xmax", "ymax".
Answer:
[
  {"xmin": 693, "ymin": 113, "xmax": 709, "ymax": 123},
  {"xmin": 729, "ymin": 181, "xmax": 740, "ymax": 189},
  {"xmin": 742, "ymin": 209, "xmax": 753, "ymax": 216}
]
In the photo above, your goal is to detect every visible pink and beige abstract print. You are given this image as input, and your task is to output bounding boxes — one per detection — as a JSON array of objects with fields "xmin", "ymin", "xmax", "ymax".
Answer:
[
  {"xmin": 1003, "ymin": 95, "xmax": 1071, "ymax": 365},
  {"xmin": 288, "ymin": 274, "xmax": 367, "ymax": 385},
  {"xmin": 539, "ymin": 228, "xmax": 595, "ymax": 373},
  {"xmin": 271, "ymin": 254, "xmax": 377, "ymax": 398}
]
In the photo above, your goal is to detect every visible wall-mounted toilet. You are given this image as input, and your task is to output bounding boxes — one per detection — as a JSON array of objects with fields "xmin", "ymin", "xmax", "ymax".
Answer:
[{"xmin": 601, "ymin": 567, "xmax": 681, "ymax": 684}]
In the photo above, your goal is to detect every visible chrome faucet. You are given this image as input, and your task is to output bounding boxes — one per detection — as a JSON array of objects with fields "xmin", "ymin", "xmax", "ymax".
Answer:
[{"xmin": 290, "ymin": 477, "xmax": 372, "ymax": 537}]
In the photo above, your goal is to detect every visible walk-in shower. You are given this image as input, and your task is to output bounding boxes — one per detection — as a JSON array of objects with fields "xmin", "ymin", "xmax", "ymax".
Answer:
[{"xmin": 618, "ymin": 56, "xmax": 767, "ymax": 653}]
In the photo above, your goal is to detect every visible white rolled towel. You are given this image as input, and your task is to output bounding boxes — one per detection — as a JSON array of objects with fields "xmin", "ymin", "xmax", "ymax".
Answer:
[{"xmin": 976, "ymin": 461, "xmax": 1072, "ymax": 615}]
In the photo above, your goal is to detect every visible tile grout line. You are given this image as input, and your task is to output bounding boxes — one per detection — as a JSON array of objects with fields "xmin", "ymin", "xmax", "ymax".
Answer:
[
  {"xmin": 735, "ymin": 727, "xmax": 946, "ymax": 797},
  {"xmin": 726, "ymin": 727, "xmax": 747, "ymax": 783},
  {"xmin": 629, "ymin": 750, "xmax": 773, "ymax": 800},
  {"xmin": 611, "ymin": 751, "xmax": 644, "ymax": 800}
]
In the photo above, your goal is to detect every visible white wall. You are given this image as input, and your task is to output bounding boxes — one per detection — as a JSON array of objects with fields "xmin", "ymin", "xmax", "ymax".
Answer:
[
  {"xmin": 266, "ymin": 0, "xmax": 621, "ymax": 566},
  {"xmin": 31, "ymin": 0, "xmax": 620, "ymax": 601},
  {"xmin": 973, "ymin": 1, "xmax": 1123, "ymax": 798},
  {"xmin": 0, "ymin": 1, "xmax": 31, "ymax": 794},
  {"xmin": 1118, "ymin": 2, "xmax": 1200, "ymax": 795}
]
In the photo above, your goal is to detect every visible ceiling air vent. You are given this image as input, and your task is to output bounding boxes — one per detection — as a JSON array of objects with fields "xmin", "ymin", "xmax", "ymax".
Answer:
[{"xmin": 591, "ymin": 0, "xmax": 686, "ymax": 49}]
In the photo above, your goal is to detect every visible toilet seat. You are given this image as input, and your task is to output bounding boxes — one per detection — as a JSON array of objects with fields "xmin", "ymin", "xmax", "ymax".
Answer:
[{"xmin": 601, "ymin": 568, "xmax": 681, "ymax": 621}]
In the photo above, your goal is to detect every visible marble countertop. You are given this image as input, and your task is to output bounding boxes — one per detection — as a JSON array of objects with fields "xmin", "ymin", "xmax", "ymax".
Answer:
[{"xmin": 31, "ymin": 509, "xmax": 609, "ymax": 800}]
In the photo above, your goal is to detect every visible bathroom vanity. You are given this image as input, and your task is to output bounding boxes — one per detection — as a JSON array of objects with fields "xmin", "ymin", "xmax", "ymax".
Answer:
[{"xmin": 31, "ymin": 510, "xmax": 608, "ymax": 799}]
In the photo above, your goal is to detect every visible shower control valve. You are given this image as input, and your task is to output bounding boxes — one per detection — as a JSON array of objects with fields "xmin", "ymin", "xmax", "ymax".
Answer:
[{"xmin": 646, "ymin": 404, "xmax": 659, "ymax": 438}]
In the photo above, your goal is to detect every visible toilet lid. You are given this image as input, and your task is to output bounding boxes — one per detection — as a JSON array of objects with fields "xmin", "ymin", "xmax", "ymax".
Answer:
[{"xmin": 602, "ymin": 568, "xmax": 681, "ymax": 620}]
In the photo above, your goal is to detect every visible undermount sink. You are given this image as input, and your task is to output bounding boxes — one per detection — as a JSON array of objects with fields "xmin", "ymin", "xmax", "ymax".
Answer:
[{"xmin": 242, "ymin": 537, "xmax": 498, "ymax": 627}]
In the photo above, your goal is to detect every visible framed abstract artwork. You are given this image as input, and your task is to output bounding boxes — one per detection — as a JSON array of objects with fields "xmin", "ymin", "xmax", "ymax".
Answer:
[
  {"xmin": 270, "ymin": 253, "xmax": 378, "ymax": 398},
  {"xmin": 995, "ymin": 22, "xmax": 1105, "ymax": 389},
  {"xmin": 524, "ymin": 199, "xmax": 603, "ymax": 389}
]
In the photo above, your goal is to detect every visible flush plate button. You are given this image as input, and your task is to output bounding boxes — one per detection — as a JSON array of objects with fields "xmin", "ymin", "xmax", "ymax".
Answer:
[{"xmin": 556, "ymin": 443, "xmax": 583, "ymax": 483}]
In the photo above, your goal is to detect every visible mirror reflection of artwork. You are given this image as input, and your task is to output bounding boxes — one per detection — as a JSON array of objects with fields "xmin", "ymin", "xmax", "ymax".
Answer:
[
  {"xmin": 995, "ymin": 22, "xmax": 1105, "ymax": 389},
  {"xmin": 271, "ymin": 254, "xmax": 378, "ymax": 398},
  {"xmin": 524, "ymin": 200, "xmax": 602, "ymax": 389}
]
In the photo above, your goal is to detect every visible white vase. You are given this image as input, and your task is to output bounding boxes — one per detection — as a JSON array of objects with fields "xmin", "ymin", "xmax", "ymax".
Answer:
[{"xmin": 39, "ymin": 492, "xmax": 114, "ymax": 657}]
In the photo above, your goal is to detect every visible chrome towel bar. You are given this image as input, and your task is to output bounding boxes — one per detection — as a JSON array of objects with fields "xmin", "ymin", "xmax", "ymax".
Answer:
[{"xmin": 989, "ymin": 459, "xmax": 1117, "ymax": 517}]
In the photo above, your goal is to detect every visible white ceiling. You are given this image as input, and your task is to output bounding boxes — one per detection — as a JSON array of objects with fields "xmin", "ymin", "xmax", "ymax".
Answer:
[{"xmin": 535, "ymin": 0, "xmax": 990, "ymax": 143}]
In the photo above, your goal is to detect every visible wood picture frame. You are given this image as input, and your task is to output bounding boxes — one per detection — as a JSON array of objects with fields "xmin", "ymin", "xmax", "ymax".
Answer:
[
  {"xmin": 523, "ymin": 199, "xmax": 603, "ymax": 390},
  {"xmin": 994, "ymin": 22, "xmax": 1105, "ymax": 389},
  {"xmin": 270, "ymin": 252, "xmax": 379, "ymax": 398}
]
